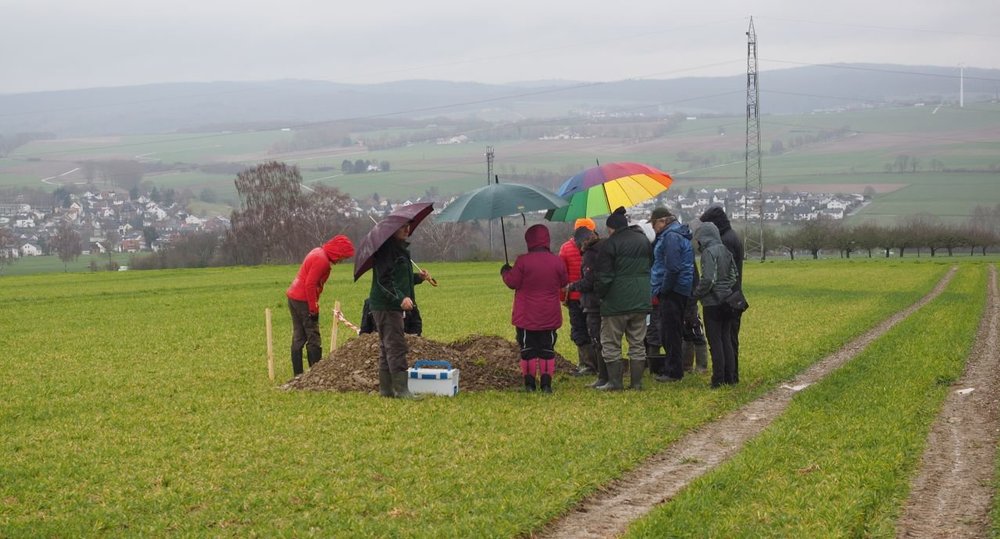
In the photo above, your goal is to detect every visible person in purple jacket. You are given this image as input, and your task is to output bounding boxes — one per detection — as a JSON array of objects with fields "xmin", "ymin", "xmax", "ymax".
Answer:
[{"xmin": 501, "ymin": 224, "xmax": 569, "ymax": 393}]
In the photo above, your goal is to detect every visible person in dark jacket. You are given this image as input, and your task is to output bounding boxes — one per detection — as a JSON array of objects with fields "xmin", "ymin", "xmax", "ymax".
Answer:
[
  {"xmin": 501, "ymin": 224, "xmax": 569, "ymax": 393},
  {"xmin": 594, "ymin": 207, "xmax": 653, "ymax": 391},
  {"xmin": 699, "ymin": 205, "xmax": 744, "ymax": 382},
  {"xmin": 559, "ymin": 217, "xmax": 597, "ymax": 376},
  {"xmin": 369, "ymin": 221, "xmax": 434, "ymax": 398},
  {"xmin": 286, "ymin": 235, "xmax": 356, "ymax": 376},
  {"xmin": 691, "ymin": 221, "xmax": 739, "ymax": 387},
  {"xmin": 648, "ymin": 207, "xmax": 694, "ymax": 382},
  {"xmin": 567, "ymin": 226, "xmax": 605, "ymax": 387}
]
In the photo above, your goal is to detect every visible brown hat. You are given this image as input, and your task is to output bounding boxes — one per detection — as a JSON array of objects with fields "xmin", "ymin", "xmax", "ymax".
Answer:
[{"xmin": 647, "ymin": 207, "xmax": 673, "ymax": 223}]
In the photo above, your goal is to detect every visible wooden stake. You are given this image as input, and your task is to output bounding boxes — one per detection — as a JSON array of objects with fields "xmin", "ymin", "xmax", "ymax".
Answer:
[
  {"xmin": 331, "ymin": 300, "xmax": 341, "ymax": 351},
  {"xmin": 265, "ymin": 308, "xmax": 274, "ymax": 381}
]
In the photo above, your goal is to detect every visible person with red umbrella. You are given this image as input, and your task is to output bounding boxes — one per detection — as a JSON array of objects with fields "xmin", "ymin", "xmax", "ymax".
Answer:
[
  {"xmin": 286, "ymin": 235, "xmax": 356, "ymax": 377},
  {"xmin": 356, "ymin": 203, "xmax": 435, "ymax": 398}
]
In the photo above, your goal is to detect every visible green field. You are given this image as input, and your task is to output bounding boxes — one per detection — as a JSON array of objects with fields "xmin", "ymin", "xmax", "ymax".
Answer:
[
  {"xmin": 2, "ymin": 104, "xmax": 999, "ymax": 225},
  {"xmin": 3, "ymin": 258, "xmax": 992, "ymax": 536}
]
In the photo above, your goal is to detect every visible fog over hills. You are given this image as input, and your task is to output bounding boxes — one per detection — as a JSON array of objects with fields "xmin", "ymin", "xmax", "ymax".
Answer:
[{"xmin": 1, "ymin": 64, "xmax": 997, "ymax": 137}]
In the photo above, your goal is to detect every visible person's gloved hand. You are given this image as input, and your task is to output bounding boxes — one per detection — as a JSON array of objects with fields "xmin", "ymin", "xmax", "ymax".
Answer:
[
  {"xmin": 308, "ymin": 312, "xmax": 319, "ymax": 323},
  {"xmin": 500, "ymin": 263, "xmax": 512, "ymax": 275},
  {"xmin": 651, "ymin": 295, "xmax": 660, "ymax": 306}
]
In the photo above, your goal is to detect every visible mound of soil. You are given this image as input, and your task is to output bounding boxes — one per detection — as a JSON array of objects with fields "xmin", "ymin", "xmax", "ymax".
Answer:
[{"xmin": 282, "ymin": 333, "xmax": 574, "ymax": 393}]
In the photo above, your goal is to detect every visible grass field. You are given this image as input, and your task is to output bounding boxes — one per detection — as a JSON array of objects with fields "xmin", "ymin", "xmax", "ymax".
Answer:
[
  {"xmin": 629, "ymin": 264, "xmax": 988, "ymax": 537},
  {"xmin": 0, "ymin": 253, "xmax": 132, "ymax": 276},
  {"xmin": 2, "ymin": 258, "xmax": 983, "ymax": 536}
]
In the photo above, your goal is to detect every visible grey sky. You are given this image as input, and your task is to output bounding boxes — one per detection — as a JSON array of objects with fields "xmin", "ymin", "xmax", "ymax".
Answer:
[{"xmin": 3, "ymin": 0, "xmax": 998, "ymax": 94}]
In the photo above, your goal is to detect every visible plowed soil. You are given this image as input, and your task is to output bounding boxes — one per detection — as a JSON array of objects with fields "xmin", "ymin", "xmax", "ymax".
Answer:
[{"xmin": 282, "ymin": 333, "xmax": 573, "ymax": 393}]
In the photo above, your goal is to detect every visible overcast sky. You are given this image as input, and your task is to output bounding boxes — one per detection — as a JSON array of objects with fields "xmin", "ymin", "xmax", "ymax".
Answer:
[{"xmin": 2, "ymin": 0, "xmax": 998, "ymax": 94}]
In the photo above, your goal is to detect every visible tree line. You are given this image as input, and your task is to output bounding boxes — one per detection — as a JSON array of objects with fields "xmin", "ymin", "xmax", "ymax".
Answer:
[
  {"xmin": 113, "ymin": 162, "xmax": 999, "ymax": 270},
  {"xmin": 756, "ymin": 209, "xmax": 1000, "ymax": 260}
]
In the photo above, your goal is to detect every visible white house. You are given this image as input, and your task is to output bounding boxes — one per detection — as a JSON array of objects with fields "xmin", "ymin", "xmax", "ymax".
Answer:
[{"xmin": 20, "ymin": 243, "xmax": 42, "ymax": 256}]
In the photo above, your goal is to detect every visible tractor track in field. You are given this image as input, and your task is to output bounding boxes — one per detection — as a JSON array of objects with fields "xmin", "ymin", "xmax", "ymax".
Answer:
[
  {"xmin": 537, "ymin": 267, "xmax": 958, "ymax": 539},
  {"xmin": 897, "ymin": 264, "xmax": 1000, "ymax": 538}
]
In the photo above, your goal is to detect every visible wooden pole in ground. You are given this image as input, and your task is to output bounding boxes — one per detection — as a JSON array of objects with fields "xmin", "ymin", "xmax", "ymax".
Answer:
[
  {"xmin": 331, "ymin": 300, "xmax": 341, "ymax": 352},
  {"xmin": 265, "ymin": 308, "xmax": 274, "ymax": 381}
]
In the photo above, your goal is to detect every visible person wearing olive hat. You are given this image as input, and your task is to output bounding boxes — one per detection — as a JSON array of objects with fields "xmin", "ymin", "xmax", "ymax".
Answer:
[{"xmin": 647, "ymin": 206, "xmax": 694, "ymax": 382}]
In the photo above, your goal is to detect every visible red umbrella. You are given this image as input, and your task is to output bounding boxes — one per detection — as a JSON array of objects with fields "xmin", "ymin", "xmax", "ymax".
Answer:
[{"xmin": 353, "ymin": 202, "xmax": 434, "ymax": 282}]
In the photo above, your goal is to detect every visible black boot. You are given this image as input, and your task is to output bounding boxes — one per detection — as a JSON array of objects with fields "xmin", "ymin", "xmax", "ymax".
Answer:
[
  {"xmin": 524, "ymin": 375, "xmax": 537, "ymax": 392},
  {"xmin": 291, "ymin": 349, "xmax": 304, "ymax": 376},
  {"xmin": 573, "ymin": 345, "xmax": 596, "ymax": 376},
  {"xmin": 391, "ymin": 371, "xmax": 414, "ymax": 399},
  {"xmin": 630, "ymin": 359, "xmax": 646, "ymax": 390},
  {"xmin": 646, "ymin": 344, "xmax": 664, "ymax": 376},
  {"xmin": 540, "ymin": 374, "xmax": 552, "ymax": 393},
  {"xmin": 378, "ymin": 369, "xmax": 394, "ymax": 397},
  {"xmin": 590, "ymin": 351, "xmax": 608, "ymax": 388},
  {"xmin": 306, "ymin": 345, "xmax": 322, "ymax": 368},
  {"xmin": 597, "ymin": 360, "xmax": 623, "ymax": 391}
]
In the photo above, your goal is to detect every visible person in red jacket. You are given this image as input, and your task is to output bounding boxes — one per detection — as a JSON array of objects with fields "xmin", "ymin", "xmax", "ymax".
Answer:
[
  {"xmin": 559, "ymin": 217, "xmax": 598, "ymax": 376},
  {"xmin": 501, "ymin": 224, "xmax": 569, "ymax": 393},
  {"xmin": 286, "ymin": 235, "xmax": 355, "ymax": 376}
]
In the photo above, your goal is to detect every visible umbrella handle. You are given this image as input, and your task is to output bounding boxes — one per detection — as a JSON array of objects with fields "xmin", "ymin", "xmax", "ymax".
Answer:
[{"xmin": 500, "ymin": 215, "xmax": 509, "ymax": 266}]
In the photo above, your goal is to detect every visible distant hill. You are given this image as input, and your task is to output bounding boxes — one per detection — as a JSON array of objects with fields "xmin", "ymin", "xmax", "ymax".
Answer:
[{"xmin": 1, "ymin": 64, "xmax": 997, "ymax": 137}]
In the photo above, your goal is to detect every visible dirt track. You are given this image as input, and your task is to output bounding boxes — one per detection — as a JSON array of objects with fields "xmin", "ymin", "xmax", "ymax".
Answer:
[
  {"xmin": 539, "ymin": 267, "xmax": 959, "ymax": 539},
  {"xmin": 896, "ymin": 265, "xmax": 1000, "ymax": 538}
]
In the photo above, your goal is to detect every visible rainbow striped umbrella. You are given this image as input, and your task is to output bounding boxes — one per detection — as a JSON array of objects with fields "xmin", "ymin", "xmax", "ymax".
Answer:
[{"xmin": 546, "ymin": 162, "xmax": 673, "ymax": 222}]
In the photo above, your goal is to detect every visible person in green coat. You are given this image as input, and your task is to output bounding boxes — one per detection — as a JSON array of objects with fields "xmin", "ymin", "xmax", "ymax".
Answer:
[
  {"xmin": 369, "ymin": 221, "xmax": 432, "ymax": 398},
  {"xmin": 594, "ymin": 207, "xmax": 653, "ymax": 391}
]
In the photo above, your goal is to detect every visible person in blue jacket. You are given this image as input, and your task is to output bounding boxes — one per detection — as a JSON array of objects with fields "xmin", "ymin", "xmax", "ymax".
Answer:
[{"xmin": 647, "ymin": 207, "xmax": 694, "ymax": 382}]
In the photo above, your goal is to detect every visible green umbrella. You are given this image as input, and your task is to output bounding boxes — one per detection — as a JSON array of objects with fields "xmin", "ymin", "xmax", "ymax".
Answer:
[
  {"xmin": 435, "ymin": 181, "xmax": 567, "ymax": 222},
  {"xmin": 435, "ymin": 180, "xmax": 568, "ymax": 264}
]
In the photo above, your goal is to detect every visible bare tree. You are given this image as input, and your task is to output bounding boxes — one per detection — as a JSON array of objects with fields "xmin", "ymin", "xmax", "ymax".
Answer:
[
  {"xmin": 52, "ymin": 219, "xmax": 82, "ymax": 271},
  {"xmin": 851, "ymin": 221, "xmax": 884, "ymax": 258},
  {"xmin": 224, "ymin": 162, "xmax": 356, "ymax": 265},
  {"xmin": 793, "ymin": 218, "xmax": 834, "ymax": 259},
  {"xmin": 419, "ymin": 220, "xmax": 478, "ymax": 261}
]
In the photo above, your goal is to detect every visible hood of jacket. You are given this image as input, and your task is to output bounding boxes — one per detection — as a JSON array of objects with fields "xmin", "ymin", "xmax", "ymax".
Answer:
[
  {"xmin": 699, "ymin": 205, "xmax": 732, "ymax": 235},
  {"xmin": 322, "ymin": 234, "xmax": 356, "ymax": 262},
  {"xmin": 694, "ymin": 221, "xmax": 723, "ymax": 251},
  {"xmin": 525, "ymin": 224, "xmax": 551, "ymax": 251},
  {"xmin": 667, "ymin": 221, "xmax": 693, "ymax": 240}
]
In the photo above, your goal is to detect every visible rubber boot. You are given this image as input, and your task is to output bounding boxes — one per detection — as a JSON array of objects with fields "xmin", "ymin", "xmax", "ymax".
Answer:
[
  {"xmin": 681, "ymin": 341, "xmax": 695, "ymax": 372},
  {"xmin": 541, "ymin": 359, "xmax": 555, "ymax": 393},
  {"xmin": 390, "ymin": 371, "xmax": 414, "ymax": 399},
  {"xmin": 306, "ymin": 345, "xmax": 322, "ymax": 368},
  {"xmin": 695, "ymin": 343, "xmax": 709, "ymax": 373},
  {"xmin": 573, "ymin": 345, "xmax": 596, "ymax": 376},
  {"xmin": 378, "ymin": 369, "xmax": 394, "ymax": 397},
  {"xmin": 291, "ymin": 349, "xmax": 304, "ymax": 376},
  {"xmin": 590, "ymin": 351, "xmax": 608, "ymax": 388},
  {"xmin": 597, "ymin": 360, "xmax": 623, "ymax": 391},
  {"xmin": 524, "ymin": 375, "xmax": 537, "ymax": 392},
  {"xmin": 629, "ymin": 359, "xmax": 646, "ymax": 390},
  {"xmin": 524, "ymin": 358, "xmax": 538, "ymax": 392}
]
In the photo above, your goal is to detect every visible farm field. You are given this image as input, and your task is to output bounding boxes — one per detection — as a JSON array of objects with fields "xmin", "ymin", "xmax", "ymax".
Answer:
[
  {"xmin": 3, "ymin": 258, "xmax": 993, "ymax": 536},
  {"xmin": 2, "ymin": 105, "xmax": 999, "ymax": 223}
]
